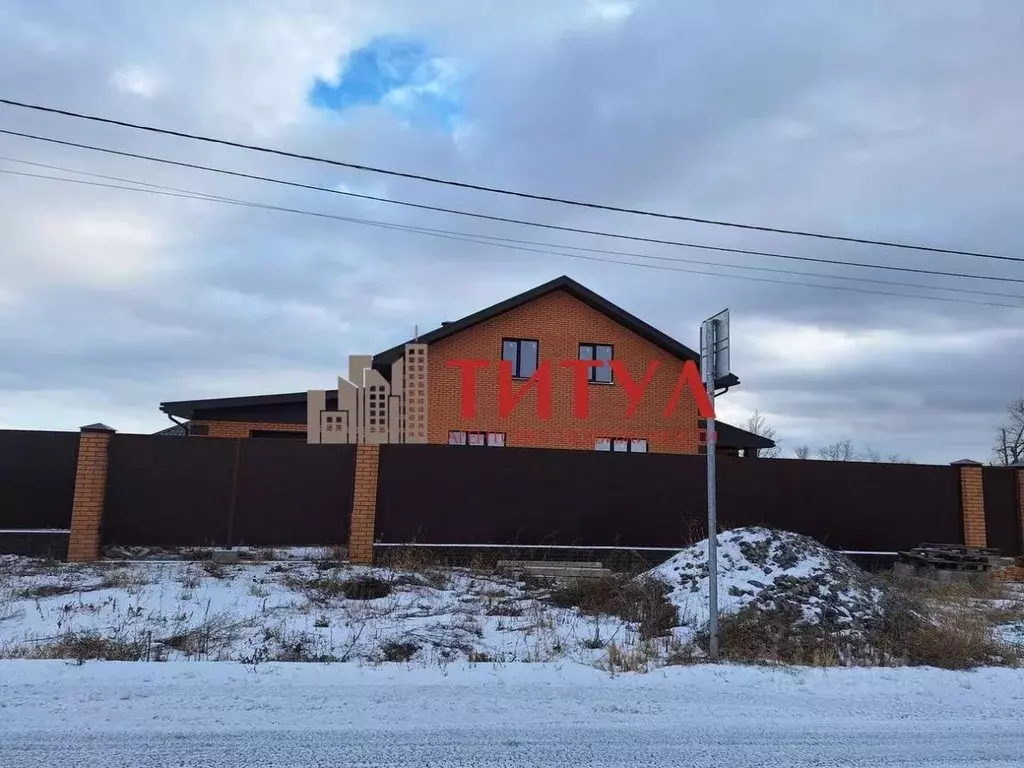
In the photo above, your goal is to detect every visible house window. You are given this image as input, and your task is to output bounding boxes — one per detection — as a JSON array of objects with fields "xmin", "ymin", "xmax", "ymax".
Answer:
[
  {"xmin": 579, "ymin": 343, "xmax": 613, "ymax": 383},
  {"xmin": 449, "ymin": 430, "xmax": 467, "ymax": 445},
  {"xmin": 595, "ymin": 436, "xmax": 648, "ymax": 453},
  {"xmin": 468, "ymin": 431, "xmax": 486, "ymax": 447},
  {"xmin": 502, "ymin": 338, "xmax": 539, "ymax": 378},
  {"xmin": 487, "ymin": 432, "xmax": 505, "ymax": 447}
]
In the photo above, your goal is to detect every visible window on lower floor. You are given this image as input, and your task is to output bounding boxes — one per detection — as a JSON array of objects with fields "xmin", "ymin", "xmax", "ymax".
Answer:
[
  {"xmin": 449, "ymin": 430, "xmax": 506, "ymax": 447},
  {"xmin": 595, "ymin": 436, "xmax": 648, "ymax": 453}
]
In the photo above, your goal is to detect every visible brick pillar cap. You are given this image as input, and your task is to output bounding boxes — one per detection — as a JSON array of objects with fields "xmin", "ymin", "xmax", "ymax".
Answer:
[
  {"xmin": 950, "ymin": 459, "xmax": 983, "ymax": 466},
  {"xmin": 80, "ymin": 423, "xmax": 116, "ymax": 433}
]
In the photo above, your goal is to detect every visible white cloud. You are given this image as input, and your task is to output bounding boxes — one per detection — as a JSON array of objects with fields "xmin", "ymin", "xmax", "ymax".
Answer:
[
  {"xmin": 1, "ymin": 0, "xmax": 1023, "ymax": 463},
  {"xmin": 111, "ymin": 65, "xmax": 162, "ymax": 98}
]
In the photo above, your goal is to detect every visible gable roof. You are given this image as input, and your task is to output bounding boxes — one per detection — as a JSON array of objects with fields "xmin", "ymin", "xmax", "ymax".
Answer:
[{"xmin": 372, "ymin": 275, "xmax": 712, "ymax": 373}]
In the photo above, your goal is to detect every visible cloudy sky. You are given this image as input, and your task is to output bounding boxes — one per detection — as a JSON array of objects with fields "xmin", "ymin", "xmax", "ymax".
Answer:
[{"xmin": 1, "ymin": 0, "xmax": 1022, "ymax": 464}]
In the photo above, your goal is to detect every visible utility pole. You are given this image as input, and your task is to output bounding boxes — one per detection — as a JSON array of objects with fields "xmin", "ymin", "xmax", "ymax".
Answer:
[{"xmin": 701, "ymin": 310, "xmax": 729, "ymax": 662}]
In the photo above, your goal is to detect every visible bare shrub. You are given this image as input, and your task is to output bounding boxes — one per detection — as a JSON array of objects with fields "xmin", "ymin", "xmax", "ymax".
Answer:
[
  {"xmin": 17, "ymin": 631, "xmax": 150, "ymax": 662},
  {"xmin": 484, "ymin": 600, "xmax": 523, "ymax": 617},
  {"xmin": 16, "ymin": 583, "xmax": 79, "ymax": 600},
  {"xmin": 602, "ymin": 641, "xmax": 659, "ymax": 674},
  {"xmin": 179, "ymin": 548, "xmax": 213, "ymax": 561},
  {"xmin": 873, "ymin": 589, "xmax": 1021, "ymax": 670},
  {"xmin": 711, "ymin": 604, "xmax": 849, "ymax": 666},
  {"xmin": 98, "ymin": 568, "xmax": 149, "ymax": 591},
  {"xmin": 379, "ymin": 639, "xmax": 419, "ymax": 662},
  {"xmin": 160, "ymin": 612, "xmax": 248, "ymax": 660},
  {"xmin": 548, "ymin": 575, "xmax": 678, "ymax": 639},
  {"xmin": 288, "ymin": 573, "xmax": 393, "ymax": 604},
  {"xmin": 709, "ymin": 582, "xmax": 1022, "ymax": 670},
  {"xmin": 201, "ymin": 561, "xmax": 228, "ymax": 579}
]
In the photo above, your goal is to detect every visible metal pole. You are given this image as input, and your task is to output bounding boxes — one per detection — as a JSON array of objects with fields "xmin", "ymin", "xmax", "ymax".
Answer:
[{"xmin": 705, "ymin": 320, "xmax": 719, "ymax": 661}]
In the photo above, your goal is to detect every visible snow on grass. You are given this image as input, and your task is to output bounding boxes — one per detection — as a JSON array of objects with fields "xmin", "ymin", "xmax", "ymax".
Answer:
[{"xmin": 0, "ymin": 555, "xmax": 658, "ymax": 668}]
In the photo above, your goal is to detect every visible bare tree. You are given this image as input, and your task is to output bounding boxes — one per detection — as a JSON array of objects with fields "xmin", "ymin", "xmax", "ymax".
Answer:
[
  {"xmin": 861, "ymin": 446, "xmax": 881, "ymax": 463},
  {"xmin": 887, "ymin": 453, "xmax": 913, "ymax": 464},
  {"xmin": 993, "ymin": 397, "xmax": 1024, "ymax": 466},
  {"xmin": 793, "ymin": 445, "xmax": 811, "ymax": 460},
  {"xmin": 745, "ymin": 409, "xmax": 781, "ymax": 458},
  {"xmin": 818, "ymin": 438, "xmax": 856, "ymax": 462}
]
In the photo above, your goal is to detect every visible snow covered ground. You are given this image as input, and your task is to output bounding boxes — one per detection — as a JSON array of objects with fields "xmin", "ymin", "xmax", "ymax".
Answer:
[
  {"xmin": 0, "ymin": 554, "xmax": 671, "ymax": 667},
  {"xmin": 3, "ymin": 528, "xmax": 1023, "ymax": 669},
  {"xmin": 3, "ymin": 660, "xmax": 1024, "ymax": 766}
]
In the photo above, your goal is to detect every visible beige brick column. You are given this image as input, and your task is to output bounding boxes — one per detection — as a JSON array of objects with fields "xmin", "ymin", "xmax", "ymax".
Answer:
[
  {"xmin": 349, "ymin": 444, "xmax": 380, "ymax": 565},
  {"xmin": 67, "ymin": 423, "xmax": 115, "ymax": 563},
  {"xmin": 952, "ymin": 459, "xmax": 986, "ymax": 549}
]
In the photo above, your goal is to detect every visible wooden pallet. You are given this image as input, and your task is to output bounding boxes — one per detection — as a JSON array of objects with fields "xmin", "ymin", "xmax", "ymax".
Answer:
[{"xmin": 898, "ymin": 543, "xmax": 998, "ymax": 572}]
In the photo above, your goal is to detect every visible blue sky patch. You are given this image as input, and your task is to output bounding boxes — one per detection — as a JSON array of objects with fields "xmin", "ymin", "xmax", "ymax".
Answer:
[{"xmin": 310, "ymin": 36, "xmax": 463, "ymax": 131}]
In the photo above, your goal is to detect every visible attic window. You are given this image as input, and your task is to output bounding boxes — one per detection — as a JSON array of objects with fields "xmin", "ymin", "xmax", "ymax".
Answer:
[
  {"xmin": 579, "ymin": 343, "xmax": 613, "ymax": 383},
  {"xmin": 502, "ymin": 338, "xmax": 539, "ymax": 378}
]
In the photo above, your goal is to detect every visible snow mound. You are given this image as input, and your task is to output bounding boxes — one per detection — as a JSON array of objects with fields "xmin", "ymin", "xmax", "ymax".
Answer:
[{"xmin": 648, "ymin": 527, "xmax": 884, "ymax": 631}]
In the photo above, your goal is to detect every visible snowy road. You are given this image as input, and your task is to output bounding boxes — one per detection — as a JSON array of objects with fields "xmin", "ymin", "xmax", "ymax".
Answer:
[{"xmin": 3, "ymin": 661, "xmax": 1023, "ymax": 767}]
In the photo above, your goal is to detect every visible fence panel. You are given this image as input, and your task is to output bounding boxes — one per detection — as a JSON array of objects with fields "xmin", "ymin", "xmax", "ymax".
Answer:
[
  {"xmin": 717, "ymin": 457, "xmax": 963, "ymax": 552},
  {"xmin": 231, "ymin": 440, "xmax": 355, "ymax": 547},
  {"xmin": 983, "ymin": 467, "xmax": 1021, "ymax": 557},
  {"xmin": 103, "ymin": 434, "xmax": 237, "ymax": 547},
  {"xmin": 0, "ymin": 429, "xmax": 79, "ymax": 530},
  {"xmin": 376, "ymin": 444, "xmax": 708, "ymax": 548},
  {"xmin": 378, "ymin": 446, "xmax": 965, "ymax": 554}
]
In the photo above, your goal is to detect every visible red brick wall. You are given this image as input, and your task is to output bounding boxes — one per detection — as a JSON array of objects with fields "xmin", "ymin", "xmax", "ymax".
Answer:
[
  {"xmin": 67, "ymin": 428, "xmax": 113, "ymax": 562},
  {"xmin": 426, "ymin": 289, "xmax": 700, "ymax": 454},
  {"xmin": 960, "ymin": 465, "xmax": 986, "ymax": 548},
  {"xmin": 191, "ymin": 421, "xmax": 304, "ymax": 439},
  {"xmin": 349, "ymin": 444, "xmax": 379, "ymax": 564}
]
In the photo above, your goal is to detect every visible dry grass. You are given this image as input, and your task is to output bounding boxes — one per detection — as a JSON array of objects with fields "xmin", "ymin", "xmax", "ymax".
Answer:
[
  {"xmin": 6, "ymin": 630, "xmax": 152, "ymax": 662},
  {"xmin": 286, "ymin": 572, "xmax": 394, "ymax": 604},
  {"xmin": 379, "ymin": 638, "xmax": 420, "ymax": 662},
  {"xmin": 548, "ymin": 574, "xmax": 678, "ymax": 640},
  {"xmin": 708, "ymin": 580, "xmax": 1023, "ymax": 670}
]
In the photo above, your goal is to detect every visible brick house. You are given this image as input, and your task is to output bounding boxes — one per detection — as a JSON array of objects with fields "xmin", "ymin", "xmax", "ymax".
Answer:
[{"xmin": 159, "ymin": 276, "xmax": 774, "ymax": 457}]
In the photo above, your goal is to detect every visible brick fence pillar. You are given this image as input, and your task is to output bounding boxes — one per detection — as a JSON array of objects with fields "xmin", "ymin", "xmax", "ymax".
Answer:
[
  {"xmin": 1014, "ymin": 463, "xmax": 1024, "ymax": 559},
  {"xmin": 67, "ymin": 423, "xmax": 116, "ymax": 563},
  {"xmin": 952, "ymin": 459, "xmax": 986, "ymax": 549},
  {"xmin": 349, "ymin": 444, "xmax": 380, "ymax": 565}
]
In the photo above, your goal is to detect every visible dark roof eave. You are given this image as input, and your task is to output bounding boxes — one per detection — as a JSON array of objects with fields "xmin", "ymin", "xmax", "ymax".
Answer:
[
  {"xmin": 160, "ymin": 391, "xmax": 312, "ymax": 419},
  {"xmin": 372, "ymin": 275, "xmax": 702, "ymax": 370}
]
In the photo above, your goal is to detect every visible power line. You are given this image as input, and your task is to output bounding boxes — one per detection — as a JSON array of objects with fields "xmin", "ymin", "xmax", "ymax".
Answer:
[
  {"xmin": 2, "ymin": 128, "xmax": 1022, "ymax": 287},
  {"xmin": 3, "ymin": 165, "xmax": 1023, "ymax": 310},
  {"xmin": 1, "ymin": 96, "xmax": 1020, "ymax": 264},
  {"xmin": 4, "ymin": 155, "xmax": 1024, "ymax": 303}
]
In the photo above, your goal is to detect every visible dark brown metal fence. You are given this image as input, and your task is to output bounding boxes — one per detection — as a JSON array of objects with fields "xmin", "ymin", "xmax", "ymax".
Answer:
[
  {"xmin": 716, "ymin": 456, "xmax": 964, "ymax": 552},
  {"xmin": 231, "ymin": 439, "xmax": 355, "ymax": 547},
  {"xmin": 376, "ymin": 444, "xmax": 708, "ymax": 548},
  {"xmin": 102, "ymin": 435, "xmax": 355, "ymax": 548},
  {"xmin": 0, "ymin": 429, "xmax": 79, "ymax": 530},
  {"xmin": 376, "ymin": 445, "xmax": 966, "ymax": 552},
  {"xmin": 983, "ymin": 467, "xmax": 1021, "ymax": 557}
]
